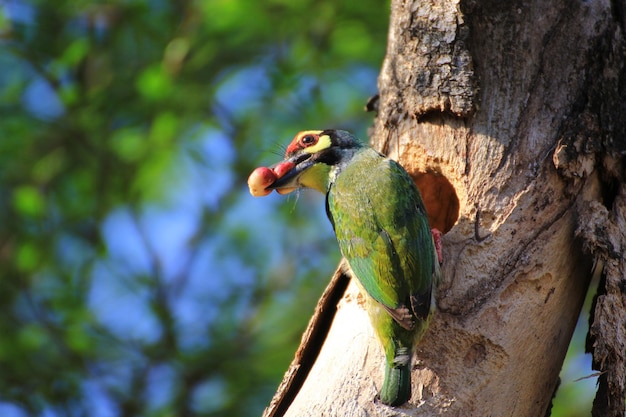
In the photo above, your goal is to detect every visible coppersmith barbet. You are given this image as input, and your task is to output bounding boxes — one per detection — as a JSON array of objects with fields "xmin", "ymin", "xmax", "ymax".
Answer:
[{"xmin": 251, "ymin": 129, "xmax": 440, "ymax": 406}]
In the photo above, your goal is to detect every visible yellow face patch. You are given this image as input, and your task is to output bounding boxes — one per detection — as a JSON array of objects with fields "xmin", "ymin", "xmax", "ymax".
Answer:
[
  {"xmin": 304, "ymin": 134, "xmax": 331, "ymax": 154},
  {"xmin": 285, "ymin": 130, "xmax": 332, "ymax": 156}
]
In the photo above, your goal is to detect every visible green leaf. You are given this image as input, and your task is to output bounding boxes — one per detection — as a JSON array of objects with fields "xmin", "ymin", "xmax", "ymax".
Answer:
[
  {"xmin": 18, "ymin": 324, "xmax": 49, "ymax": 351},
  {"xmin": 111, "ymin": 128, "xmax": 147, "ymax": 162},
  {"xmin": 149, "ymin": 112, "xmax": 179, "ymax": 147},
  {"xmin": 136, "ymin": 65, "xmax": 174, "ymax": 101},
  {"xmin": 16, "ymin": 242, "xmax": 40, "ymax": 272},
  {"xmin": 13, "ymin": 186, "xmax": 45, "ymax": 218},
  {"xmin": 33, "ymin": 148, "xmax": 66, "ymax": 184},
  {"xmin": 61, "ymin": 38, "xmax": 90, "ymax": 67}
]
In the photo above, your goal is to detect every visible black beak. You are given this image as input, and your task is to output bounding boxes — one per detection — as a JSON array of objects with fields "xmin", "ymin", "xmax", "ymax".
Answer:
[{"xmin": 267, "ymin": 153, "xmax": 314, "ymax": 190}]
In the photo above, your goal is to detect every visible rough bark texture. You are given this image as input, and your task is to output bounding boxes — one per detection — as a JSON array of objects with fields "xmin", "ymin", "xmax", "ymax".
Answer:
[{"xmin": 264, "ymin": 0, "xmax": 626, "ymax": 416}]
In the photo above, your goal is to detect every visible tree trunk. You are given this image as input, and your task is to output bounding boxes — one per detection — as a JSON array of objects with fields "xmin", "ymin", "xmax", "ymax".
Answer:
[{"xmin": 264, "ymin": 0, "xmax": 626, "ymax": 416}]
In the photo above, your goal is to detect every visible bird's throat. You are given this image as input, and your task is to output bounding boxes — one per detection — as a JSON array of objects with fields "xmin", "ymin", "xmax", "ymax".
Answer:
[{"xmin": 299, "ymin": 163, "xmax": 332, "ymax": 193}]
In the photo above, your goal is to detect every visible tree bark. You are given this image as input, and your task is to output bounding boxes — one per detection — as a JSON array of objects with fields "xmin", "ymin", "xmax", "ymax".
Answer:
[{"xmin": 264, "ymin": 0, "xmax": 626, "ymax": 416}]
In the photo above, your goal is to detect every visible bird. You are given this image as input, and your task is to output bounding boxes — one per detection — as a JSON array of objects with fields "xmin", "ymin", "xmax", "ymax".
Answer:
[{"xmin": 260, "ymin": 129, "xmax": 440, "ymax": 406}]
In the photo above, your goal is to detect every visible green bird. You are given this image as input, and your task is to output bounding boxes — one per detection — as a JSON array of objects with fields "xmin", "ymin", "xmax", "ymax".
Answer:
[{"xmin": 267, "ymin": 129, "xmax": 440, "ymax": 406}]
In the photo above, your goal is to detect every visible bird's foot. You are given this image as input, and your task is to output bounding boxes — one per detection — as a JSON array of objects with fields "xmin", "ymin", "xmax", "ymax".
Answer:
[{"xmin": 431, "ymin": 228, "xmax": 443, "ymax": 265}]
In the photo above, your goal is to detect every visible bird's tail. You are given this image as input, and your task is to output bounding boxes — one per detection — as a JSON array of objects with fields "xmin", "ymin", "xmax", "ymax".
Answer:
[{"xmin": 379, "ymin": 347, "xmax": 412, "ymax": 406}]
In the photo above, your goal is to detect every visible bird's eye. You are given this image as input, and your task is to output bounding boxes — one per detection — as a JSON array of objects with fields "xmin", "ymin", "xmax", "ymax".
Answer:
[{"xmin": 300, "ymin": 135, "xmax": 317, "ymax": 146}]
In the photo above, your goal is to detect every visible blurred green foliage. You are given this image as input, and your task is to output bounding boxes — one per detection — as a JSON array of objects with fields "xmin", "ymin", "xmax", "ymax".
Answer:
[
  {"xmin": 0, "ymin": 1, "xmax": 595, "ymax": 416},
  {"xmin": 0, "ymin": 0, "xmax": 387, "ymax": 416}
]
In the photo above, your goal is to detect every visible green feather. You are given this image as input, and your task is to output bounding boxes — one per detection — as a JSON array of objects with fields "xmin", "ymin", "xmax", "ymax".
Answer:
[
  {"xmin": 328, "ymin": 148, "xmax": 433, "ymax": 310},
  {"xmin": 326, "ymin": 146, "xmax": 437, "ymax": 406},
  {"xmin": 379, "ymin": 354, "xmax": 411, "ymax": 406}
]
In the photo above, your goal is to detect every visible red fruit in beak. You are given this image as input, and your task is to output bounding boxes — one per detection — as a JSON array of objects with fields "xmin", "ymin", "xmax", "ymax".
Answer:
[
  {"xmin": 271, "ymin": 161, "xmax": 297, "ymax": 195},
  {"xmin": 248, "ymin": 167, "xmax": 276, "ymax": 197},
  {"xmin": 247, "ymin": 161, "xmax": 297, "ymax": 197},
  {"xmin": 272, "ymin": 161, "xmax": 295, "ymax": 178}
]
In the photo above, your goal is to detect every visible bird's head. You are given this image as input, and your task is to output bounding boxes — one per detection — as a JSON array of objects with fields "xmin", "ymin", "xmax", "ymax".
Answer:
[{"xmin": 268, "ymin": 129, "xmax": 363, "ymax": 193}]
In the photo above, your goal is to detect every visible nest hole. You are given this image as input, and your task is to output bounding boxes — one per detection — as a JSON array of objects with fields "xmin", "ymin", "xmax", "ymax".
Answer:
[{"xmin": 412, "ymin": 172, "xmax": 459, "ymax": 234}]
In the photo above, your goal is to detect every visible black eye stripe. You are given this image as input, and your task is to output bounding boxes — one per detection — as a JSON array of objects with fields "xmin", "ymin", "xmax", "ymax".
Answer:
[{"xmin": 301, "ymin": 135, "xmax": 316, "ymax": 145}]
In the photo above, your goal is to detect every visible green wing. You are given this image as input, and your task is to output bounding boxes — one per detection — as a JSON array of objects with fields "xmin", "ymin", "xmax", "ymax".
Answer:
[{"xmin": 327, "ymin": 150, "xmax": 434, "ymax": 324}]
